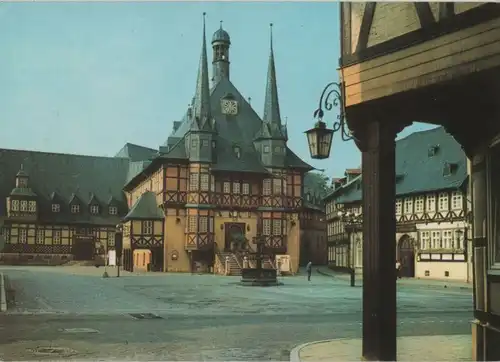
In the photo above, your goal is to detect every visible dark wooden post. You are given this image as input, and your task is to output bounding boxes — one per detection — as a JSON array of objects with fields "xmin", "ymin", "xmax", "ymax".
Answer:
[{"xmin": 356, "ymin": 120, "xmax": 402, "ymax": 361}]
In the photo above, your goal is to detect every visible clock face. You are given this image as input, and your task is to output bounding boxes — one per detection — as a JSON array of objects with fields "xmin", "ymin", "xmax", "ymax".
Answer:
[{"xmin": 221, "ymin": 99, "xmax": 238, "ymax": 115}]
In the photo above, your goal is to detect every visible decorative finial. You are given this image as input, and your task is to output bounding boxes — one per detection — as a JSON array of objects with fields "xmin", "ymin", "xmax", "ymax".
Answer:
[
  {"xmin": 220, "ymin": 20, "xmax": 223, "ymax": 29},
  {"xmin": 269, "ymin": 23, "xmax": 274, "ymax": 49},
  {"xmin": 285, "ymin": 116, "xmax": 288, "ymax": 125},
  {"xmin": 248, "ymin": 96, "xmax": 252, "ymax": 105}
]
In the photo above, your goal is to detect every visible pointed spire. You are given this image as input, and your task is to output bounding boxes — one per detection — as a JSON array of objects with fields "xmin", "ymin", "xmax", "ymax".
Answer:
[
  {"xmin": 192, "ymin": 12, "xmax": 211, "ymax": 127},
  {"xmin": 263, "ymin": 23, "xmax": 284, "ymax": 138}
]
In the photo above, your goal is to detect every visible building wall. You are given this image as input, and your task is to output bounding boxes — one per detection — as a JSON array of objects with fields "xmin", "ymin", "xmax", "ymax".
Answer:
[
  {"xmin": 326, "ymin": 188, "xmax": 472, "ymax": 281},
  {"xmin": 164, "ymin": 208, "xmax": 189, "ymax": 272}
]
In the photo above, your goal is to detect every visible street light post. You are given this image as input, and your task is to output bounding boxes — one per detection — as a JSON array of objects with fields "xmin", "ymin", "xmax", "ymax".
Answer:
[
  {"xmin": 115, "ymin": 224, "xmax": 123, "ymax": 278},
  {"xmin": 102, "ymin": 240, "xmax": 109, "ymax": 278},
  {"xmin": 337, "ymin": 210, "xmax": 361, "ymax": 287}
]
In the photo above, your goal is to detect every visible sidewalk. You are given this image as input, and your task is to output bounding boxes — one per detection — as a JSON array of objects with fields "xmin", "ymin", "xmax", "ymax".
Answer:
[
  {"xmin": 316, "ymin": 266, "xmax": 473, "ymax": 291},
  {"xmin": 290, "ymin": 334, "xmax": 472, "ymax": 361}
]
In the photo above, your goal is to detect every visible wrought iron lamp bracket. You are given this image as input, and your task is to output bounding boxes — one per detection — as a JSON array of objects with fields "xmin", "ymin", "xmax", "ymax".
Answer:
[{"xmin": 313, "ymin": 82, "xmax": 356, "ymax": 142}]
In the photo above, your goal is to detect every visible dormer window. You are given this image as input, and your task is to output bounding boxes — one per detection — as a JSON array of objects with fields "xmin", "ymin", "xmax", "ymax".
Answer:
[
  {"xmin": 20, "ymin": 200, "xmax": 27, "ymax": 212},
  {"xmin": 264, "ymin": 146, "xmax": 270, "ymax": 153},
  {"xmin": 71, "ymin": 204, "xmax": 80, "ymax": 214},
  {"xmin": 28, "ymin": 201, "xmax": 36, "ymax": 212},
  {"xmin": 443, "ymin": 162, "xmax": 457, "ymax": 177},
  {"xmin": 428, "ymin": 145, "xmax": 439, "ymax": 157},
  {"xmin": 234, "ymin": 146, "xmax": 241, "ymax": 159},
  {"xmin": 52, "ymin": 204, "xmax": 60, "ymax": 213},
  {"xmin": 90, "ymin": 205, "xmax": 99, "ymax": 214},
  {"xmin": 11, "ymin": 200, "xmax": 19, "ymax": 211},
  {"xmin": 109, "ymin": 206, "xmax": 118, "ymax": 215}
]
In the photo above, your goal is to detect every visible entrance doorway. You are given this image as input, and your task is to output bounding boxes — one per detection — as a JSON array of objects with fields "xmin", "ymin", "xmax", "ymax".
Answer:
[
  {"xmin": 398, "ymin": 234, "xmax": 415, "ymax": 278},
  {"xmin": 224, "ymin": 223, "xmax": 245, "ymax": 251},
  {"xmin": 72, "ymin": 236, "xmax": 95, "ymax": 261}
]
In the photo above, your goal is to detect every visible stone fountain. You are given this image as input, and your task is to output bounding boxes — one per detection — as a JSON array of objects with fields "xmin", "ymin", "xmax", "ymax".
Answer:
[{"xmin": 240, "ymin": 235, "xmax": 279, "ymax": 286}]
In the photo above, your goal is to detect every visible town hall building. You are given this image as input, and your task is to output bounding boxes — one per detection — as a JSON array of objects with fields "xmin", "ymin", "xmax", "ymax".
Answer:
[{"xmin": 0, "ymin": 18, "xmax": 317, "ymax": 275}]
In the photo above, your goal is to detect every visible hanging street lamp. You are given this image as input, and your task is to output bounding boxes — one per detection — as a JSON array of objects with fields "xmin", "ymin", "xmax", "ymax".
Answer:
[{"xmin": 306, "ymin": 81, "xmax": 354, "ymax": 159}]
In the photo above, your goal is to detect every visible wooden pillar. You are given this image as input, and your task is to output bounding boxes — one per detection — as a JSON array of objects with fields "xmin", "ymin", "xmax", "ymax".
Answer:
[{"xmin": 356, "ymin": 119, "xmax": 401, "ymax": 361}]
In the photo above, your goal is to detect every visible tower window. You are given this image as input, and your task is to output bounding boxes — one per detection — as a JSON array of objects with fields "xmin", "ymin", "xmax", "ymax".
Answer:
[
  {"xmin": 264, "ymin": 146, "xmax": 270, "ymax": 153},
  {"xmin": 234, "ymin": 146, "xmax": 241, "ymax": 159},
  {"xmin": 28, "ymin": 201, "xmax": 36, "ymax": 212}
]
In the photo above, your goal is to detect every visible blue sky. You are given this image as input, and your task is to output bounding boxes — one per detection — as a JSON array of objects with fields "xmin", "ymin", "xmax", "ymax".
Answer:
[{"xmin": 0, "ymin": 2, "xmax": 435, "ymax": 179}]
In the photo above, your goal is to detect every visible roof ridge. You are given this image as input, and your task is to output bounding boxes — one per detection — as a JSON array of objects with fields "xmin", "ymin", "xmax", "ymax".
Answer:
[{"xmin": 0, "ymin": 148, "xmax": 130, "ymax": 161}]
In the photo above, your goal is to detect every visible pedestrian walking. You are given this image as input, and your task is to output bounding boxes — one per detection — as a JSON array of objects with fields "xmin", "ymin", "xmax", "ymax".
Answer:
[
  {"xmin": 306, "ymin": 261, "xmax": 312, "ymax": 281},
  {"xmin": 395, "ymin": 259, "xmax": 402, "ymax": 279}
]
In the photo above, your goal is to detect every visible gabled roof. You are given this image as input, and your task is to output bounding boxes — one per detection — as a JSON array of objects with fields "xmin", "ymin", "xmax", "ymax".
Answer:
[
  {"xmin": 324, "ymin": 127, "xmax": 468, "ymax": 203},
  {"xmin": 124, "ymin": 191, "xmax": 164, "ymax": 221},
  {"xmin": 115, "ymin": 143, "xmax": 157, "ymax": 162},
  {"xmin": 0, "ymin": 148, "xmax": 129, "ymax": 224},
  {"xmin": 163, "ymin": 77, "xmax": 312, "ymax": 172}
]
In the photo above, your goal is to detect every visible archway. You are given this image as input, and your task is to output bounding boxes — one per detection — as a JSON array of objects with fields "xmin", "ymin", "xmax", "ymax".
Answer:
[{"xmin": 397, "ymin": 234, "xmax": 415, "ymax": 278}]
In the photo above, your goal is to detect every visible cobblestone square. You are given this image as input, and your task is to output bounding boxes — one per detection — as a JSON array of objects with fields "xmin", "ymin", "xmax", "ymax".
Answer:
[{"xmin": 0, "ymin": 266, "xmax": 473, "ymax": 360}]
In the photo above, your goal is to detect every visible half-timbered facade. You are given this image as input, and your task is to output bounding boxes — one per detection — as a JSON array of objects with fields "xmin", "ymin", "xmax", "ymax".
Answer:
[
  {"xmin": 299, "ymin": 177, "xmax": 327, "ymax": 266},
  {"xmin": 0, "ymin": 151, "xmax": 132, "ymax": 265},
  {"xmin": 336, "ymin": 2, "xmax": 500, "ymax": 360},
  {"xmin": 121, "ymin": 21, "xmax": 312, "ymax": 274},
  {"xmin": 325, "ymin": 127, "xmax": 472, "ymax": 282}
]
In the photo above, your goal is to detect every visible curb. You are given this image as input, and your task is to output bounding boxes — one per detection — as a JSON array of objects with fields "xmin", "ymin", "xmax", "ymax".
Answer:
[
  {"xmin": 290, "ymin": 338, "xmax": 349, "ymax": 362},
  {"xmin": 316, "ymin": 268, "xmax": 472, "ymax": 291},
  {"xmin": 0, "ymin": 273, "xmax": 7, "ymax": 312}
]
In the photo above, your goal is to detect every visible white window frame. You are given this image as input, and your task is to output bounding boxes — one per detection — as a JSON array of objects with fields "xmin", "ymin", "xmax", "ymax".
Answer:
[
  {"xmin": 272, "ymin": 219, "xmax": 282, "ymax": 235},
  {"xmin": 11, "ymin": 200, "xmax": 19, "ymax": 211},
  {"xmin": 143, "ymin": 220, "xmax": 153, "ymax": 234},
  {"xmin": 233, "ymin": 182, "xmax": 241, "ymax": 194},
  {"xmin": 20, "ymin": 200, "xmax": 28, "ymax": 212},
  {"xmin": 404, "ymin": 198, "xmax": 412, "ymax": 214},
  {"xmin": 242, "ymin": 183, "xmax": 250, "ymax": 195},
  {"xmin": 223, "ymin": 182, "xmax": 231, "ymax": 194},
  {"xmin": 414, "ymin": 196, "xmax": 424, "ymax": 213},
  {"xmin": 53, "ymin": 230, "xmax": 61, "ymax": 244},
  {"xmin": 431, "ymin": 231, "xmax": 441, "ymax": 249},
  {"xmin": 71, "ymin": 204, "xmax": 80, "ymax": 213},
  {"xmin": 426, "ymin": 195, "xmax": 436, "ymax": 212},
  {"xmin": 36, "ymin": 229, "xmax": 44, "ymax": 244},
  {"xmin": 189, "ymin": 173, "xmax": 199, "ymax": 191},
  {"xmin": 263, "ymin": 219, "xmax": 271, "ymax": 235},
  {"xmin": 442, "ymin": 230, "xmax": 453, "ymax": 249},
  {"xmin": 263, "ymin": 179, "xmax": 271, "ymax": 196},
  {"xmin": 451, "ymin": 191, "xmax": 463, "ymax": 210},
  {"xmin": 420, "ymin": 231, "xmax": 430, "ymax": 250},
  {"xmin": 107, "ymin": 232, "xmax": 115, "ymax": 246},
  {"xmin": 109, "ymin": 206, "xmax": 117, "ymax": 215},
  {"xmin": 188, "ymin": 216, "xmax": 197, "ymax": 232},
  {"xmin": 395, "ymin": 199, "xmax": 402, "ymax": 215},
  {"xmin": 199, "ymin": 217, "xmax": 208, "ymax": 233},
  {"xmin": 90, "ymin": 205, "xmax": 99, "ymax": 214},
  {"xmin": 272, "ymin": 178, "xmax": 282, "ymax": 195},
  {"xmin": 28, "ymin": 201, "xmax": 37, "ymax": 212},
  {"xmin": 438, "ymin": 192, "xmax": 449, "ymax": 212},
  {"xmin": 200, "ymin": 174, "xmax": 209, "ymax": 191},
  {"xmin": 19, "ymin": 228, "xmax": 27, "ymax": 243}
]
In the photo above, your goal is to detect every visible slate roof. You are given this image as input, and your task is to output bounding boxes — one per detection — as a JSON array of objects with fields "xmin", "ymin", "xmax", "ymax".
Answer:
[
  {"xmin": 324, "ymin": 127, "xmax": 468, "ymax": 204},
  {"xmin": 124, "ymin": 191, "xmax": 164, "ymax": 221},
  {"xmin": 0, "ymin": 148, "xmax": 130, "ymax": 225},
  {"xmin": 115, "ymin": 143, "xmax": 158, "ymax": 162}
]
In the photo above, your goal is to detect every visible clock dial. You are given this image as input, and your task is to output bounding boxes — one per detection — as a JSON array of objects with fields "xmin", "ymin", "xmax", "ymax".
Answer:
[{"xmin": 221, "ymin": 99, "xmax": 238, "ymax": 115}]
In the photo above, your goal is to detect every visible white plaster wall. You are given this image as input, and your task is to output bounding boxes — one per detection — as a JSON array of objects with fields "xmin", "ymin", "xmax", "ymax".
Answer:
[{"xmin": 416, "ymin": 261, "xmax": 468, "ymax": 281}]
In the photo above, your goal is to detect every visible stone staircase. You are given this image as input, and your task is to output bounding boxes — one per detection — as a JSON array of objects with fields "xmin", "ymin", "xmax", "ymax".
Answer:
[{"xmin": 218, "ymin": 252, "xmax": 242, "ymax": 276}]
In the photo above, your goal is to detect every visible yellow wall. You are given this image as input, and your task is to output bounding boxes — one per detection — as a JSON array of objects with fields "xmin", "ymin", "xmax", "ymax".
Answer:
[{"xmin": 164, "ymin": 208, "xmax": 190, "ymax": 272}]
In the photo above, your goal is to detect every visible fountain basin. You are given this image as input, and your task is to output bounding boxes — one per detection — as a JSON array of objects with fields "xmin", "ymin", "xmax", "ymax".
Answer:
[{"xmin": 240, "ymin": 268, "xmax": 279, "ymax": 286}]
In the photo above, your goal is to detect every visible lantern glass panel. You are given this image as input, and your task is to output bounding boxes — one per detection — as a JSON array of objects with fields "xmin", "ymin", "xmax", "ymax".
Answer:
[
  {"xmin": 319, "ymin": 131, "xmax": 333, "ymax": 158},
  {"xmin": 307, "ymin": 131, "xmax": 318, "ymax": 158}
]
